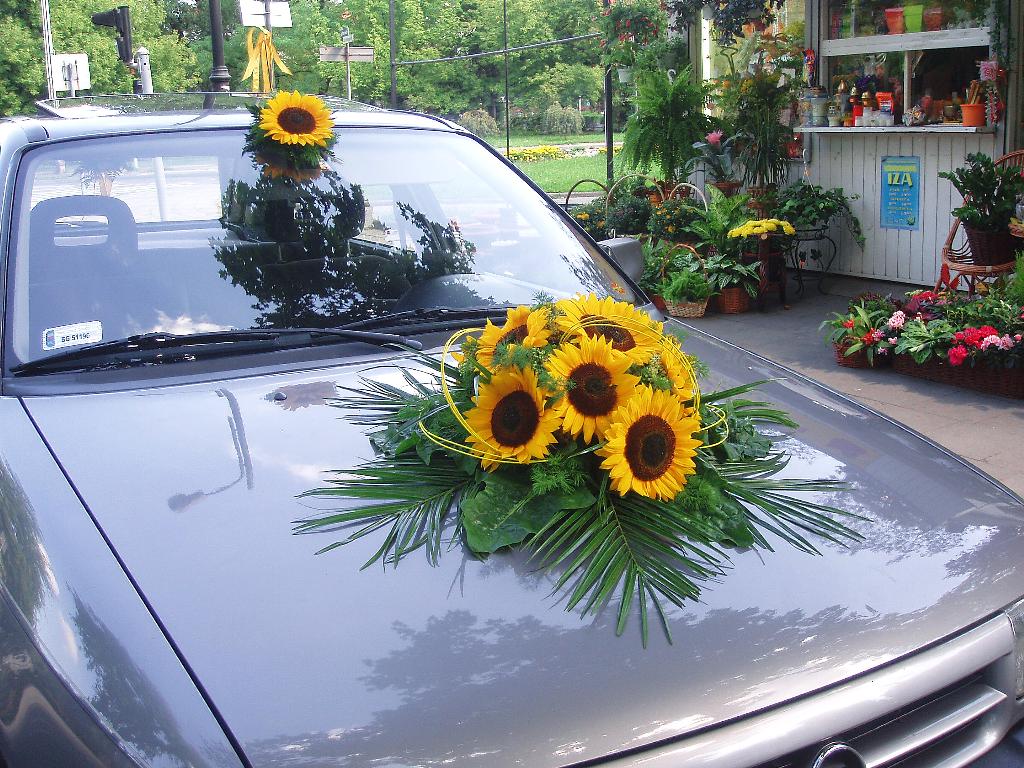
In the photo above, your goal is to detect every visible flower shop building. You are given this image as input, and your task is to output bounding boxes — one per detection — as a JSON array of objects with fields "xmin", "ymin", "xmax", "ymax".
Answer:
[{"xmin": 694, "ymin": 0, "xmax": 1022, "ymax": 288}]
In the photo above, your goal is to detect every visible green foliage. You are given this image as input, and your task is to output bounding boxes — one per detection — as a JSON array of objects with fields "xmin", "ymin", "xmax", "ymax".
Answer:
[
  {"xmin": 0, "ymin": 17, "xmax": 45, "ymax": 115},
  {"xmin": 685, "ymin": 185, "xmax": 751, "ymax": 258},
  {"xmin": 458, "ymin": 108, "xmax": 500, "ymax": 137},
  {"xmin": 939, "ymin": 153, "xmax": 1024, "ymax": 232},
  {"xmin": 660, "ymin": 268, "xmax": 713, "ymax": 302},
  {"xmin": 541, "ymin": 104, "xmax": 584, "ymax": 135},
  {"xmin": 732, "ymin": 69, "xmax": 793, "ymax": 188},
  {"xmin": 647, "ymin": 197, "xmax": 701, "ymax": 242},
  {"xmin": 621, "ymin": 67, "xmax": 712, "ymax": 182},
  {"xmin": 703, "ymin": 252, "xmax": 760, "ymax": 295},
  {"xmin": 893, "ymin": 319, "xmax": 956, "ymax": 363},
  {"xmin": 777, "ymin": 181, "xmax": 865, "ymax": 248},
  {"xmin": 599, "ymin": 0, "xmax": 665, "ymax": 67},
  {"xmin": 606, "ymin": 194, "xmax": 653, "ymax": 235},
  {"xmin": 1005, "ymin": 253, "xmax": 1024, "ymax": 306},
  {"xmin": 820, "ymin": 302, "xmax": 889, "ymax": 364},
  {"xmin": 571, "ymin": 198, "xmax": 610, "ymax": 240}
]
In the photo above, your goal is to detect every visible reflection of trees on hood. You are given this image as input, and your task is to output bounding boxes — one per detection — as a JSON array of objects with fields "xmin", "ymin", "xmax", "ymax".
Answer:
[
  {"xmin": 71, "ymin": 593, "xmax": 216, "ymax": 767},
  {"xmin": 0, "ymin": 460, "xmax": 49, "ymax": 626},
  {"xmin": 214, "ymin": 169, "xmax": 476, "ymax": 328}
]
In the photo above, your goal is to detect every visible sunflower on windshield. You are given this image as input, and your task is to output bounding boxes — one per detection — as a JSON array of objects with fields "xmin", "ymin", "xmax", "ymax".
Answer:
[{"xmin": 245, "ymin": 91, "xmax": 338, "ymax": 179}]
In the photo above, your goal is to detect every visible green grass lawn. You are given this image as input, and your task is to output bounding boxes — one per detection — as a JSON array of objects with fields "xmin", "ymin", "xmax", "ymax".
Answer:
[
  {"xmin": 513, "ymin": 154, "xmax": 621, "ymax": 194},
  {"xmin": 486, "ymin": 131, "xmax": 623, "ymax": 149}
]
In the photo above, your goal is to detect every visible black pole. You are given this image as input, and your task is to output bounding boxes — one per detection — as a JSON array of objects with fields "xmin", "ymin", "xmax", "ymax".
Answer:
[
  {"xmin": 502, "ymin": 0, "xmax": 510, "ymax": 157},
  {"xmin": 208, "ymin": 0, "xmax": 231, "ymax": 91},
  {"xmin": 602, "ymin": 0, "xmax": 613, "ymax": 184},
  {"xmin": 604, "ymin": 67, "xmax": 613, "ymax": 184},
  {"xmin": 389, "ymin": 0, "xmax": 398, "ymax": 108}
]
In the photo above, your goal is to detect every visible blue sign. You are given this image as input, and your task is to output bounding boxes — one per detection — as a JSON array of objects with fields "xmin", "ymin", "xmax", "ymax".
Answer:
[{"xmin": 880, "ymin": 156, "xmax": 920, "ymax": 230}]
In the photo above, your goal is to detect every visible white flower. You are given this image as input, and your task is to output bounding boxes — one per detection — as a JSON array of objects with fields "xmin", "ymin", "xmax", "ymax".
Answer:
[{"xmin": 887, "ymin": 311, "xmax": 906, "ymax": 330}]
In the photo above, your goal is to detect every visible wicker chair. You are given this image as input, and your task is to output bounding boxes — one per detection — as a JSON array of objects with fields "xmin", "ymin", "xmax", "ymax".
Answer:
[{"xmin": 934, "ymin": 149, "xmax": 1024, "ymax": 295}]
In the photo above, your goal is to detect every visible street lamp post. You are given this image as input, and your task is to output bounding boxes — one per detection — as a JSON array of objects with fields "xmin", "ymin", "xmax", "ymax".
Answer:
[{"xmin": 208, "ymin": 0, "xmax": 231, "ymax": 91}]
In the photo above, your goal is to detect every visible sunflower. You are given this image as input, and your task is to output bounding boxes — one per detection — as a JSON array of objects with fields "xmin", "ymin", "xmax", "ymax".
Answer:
[
  {"xmin": 556, "ymin": 294, "xmax": 660, "ymax": 363},
  {"xmin": 258, "ymin": 91, "xmax": 335, "ymax": 147},
  {"xmin": 599, "ymin": 387, "xmax": 702, "ymax": 501},
  {"xmin": 475, "ymin": 306, "xmax": 551, "ymax": 368},
  {"xmin": 464, "ymin": 367, "xmax": 561, "ymax": 469},
  {"xmin": 545, "ymin": 334, "xmax": 639, "ymax": 443},
  {"xmin": 654, "ymin": 335, "xmax": 696, "ymax": 400}
]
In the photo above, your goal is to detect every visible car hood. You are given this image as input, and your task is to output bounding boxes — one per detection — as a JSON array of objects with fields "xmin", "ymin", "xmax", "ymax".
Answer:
[{"xmin": 23, "ymin": 330, "xmax": 1024, "ymax": 768}]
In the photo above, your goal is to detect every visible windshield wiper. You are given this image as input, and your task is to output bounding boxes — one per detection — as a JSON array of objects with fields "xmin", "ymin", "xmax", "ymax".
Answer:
[
  {"xmin": 10, "ymin": 327, "xmax": 422, "ymax": 376},
  {"xmin": 337, "ymin": 305, "xmax": 515, "ymax": 333}
]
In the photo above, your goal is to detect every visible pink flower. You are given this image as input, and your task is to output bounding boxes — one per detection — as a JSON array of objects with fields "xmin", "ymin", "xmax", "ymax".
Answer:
[
  {"xmin": 948, "ymin": 345, "xmax": 969, "ymax": 366},
  {"xmin": 980, "ymin": 334, "xmax": 1001, "ymax": 350},
  {"xmin": 871, "ymin": 329, "xmax": 885, "ymax": 342},
  {"xmin": 998, "ymin": 335, "xmax": 1015, "ymax": 350},
  {"xmin": 706, "ymin": 130, "xmax": 723, "ymax": 146},
  {"xmin": 887, "ymin": 311, "xmax": 906, "ymax": 330},
  {"xmin": 888, "ymin": 337, "xmax": 897, "ymax": 345},
  {"xmin": 878, "ymin": 347, "xmax": 889, "ymax": 355}
]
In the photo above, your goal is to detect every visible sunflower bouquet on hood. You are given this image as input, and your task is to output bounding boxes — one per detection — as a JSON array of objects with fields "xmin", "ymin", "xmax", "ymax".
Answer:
[
  {"xmin": 244, "ymin": 91, "xmax": 337, "ymax": 180},
  {"xmin": 299, "ymin": 294, "xmax": 859, "ymax": 643}
]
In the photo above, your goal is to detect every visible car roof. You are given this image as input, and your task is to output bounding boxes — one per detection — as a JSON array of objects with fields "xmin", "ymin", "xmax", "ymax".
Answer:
[{"xmin": 5, "ymin": 92, "xmax": 460, "ymax": 143}]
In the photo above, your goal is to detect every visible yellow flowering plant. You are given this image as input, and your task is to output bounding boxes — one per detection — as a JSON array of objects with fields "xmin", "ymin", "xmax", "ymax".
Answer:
[
  {"xmin": 727, "ymin": 218, "xmax": 797, "ymax": 239},
  {"xmin": 299, "ymin": 294, "xmax": 859, "ymax": 643}
]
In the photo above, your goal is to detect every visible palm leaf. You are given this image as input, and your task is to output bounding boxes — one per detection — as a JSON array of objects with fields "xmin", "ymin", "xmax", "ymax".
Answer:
[{"xmin": 296, "ymin": 455, "xmax": 474, "ymax": 567}]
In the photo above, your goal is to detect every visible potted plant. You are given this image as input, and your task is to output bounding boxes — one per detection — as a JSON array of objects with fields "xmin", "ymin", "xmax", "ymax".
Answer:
[
  {"xmin": 648, "ymin": 197, "xmax": 702, "ymax": 243},
  {"xmin": 685, "ymin": 185, "xmax": 752, "ymax": 258},
  {"xmin": 820, "ymin": 299, "xmax": 896, "ymax": 368},
  {"xmin": 599, "ymin": 0, "xmax": 665, "ymax": 78},
  {"xmin": 939, "ymin": 153, "xmax": 1024, "ymax": 266},
  {"xmin": 693, "ymin": 130, "xmax": 740, "ymax": 196},
  {"xmin": 659, "ymin": 264, "xmax": 714, "ymax": 318},
  {"xmin": 571, "ymin": 198, "xmax": 610, "ymax": 241},
  {"xmin": 704, "ymin": 252, "xmax": 760, "ymax": 313},
  {"xmin": 776, "ymin": 181, "xmax": 865, "ymax": 248},
  {"xmin": 620, "ymin": 67, "xmax": 713, "ymax": 189},
  {"xmin": 733, "ymin": 69, "xmax": 794, "ymax": 215},
  {"xmin": 605, "ymin": 193, "xmax": 654, "ymax": 236},
  {"xmin": 664, "ymin": 0, "xmax": 786, "ymax": 45}
]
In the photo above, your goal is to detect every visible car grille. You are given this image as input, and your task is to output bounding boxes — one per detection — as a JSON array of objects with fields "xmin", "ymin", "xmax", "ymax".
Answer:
[
  {"xmin": 596, "ymin": 615, "xmax": 1020, "ymax": 768},
  {"xmin": 758, "ymin": 673, "xmax": 1007, "ymax": 768}
]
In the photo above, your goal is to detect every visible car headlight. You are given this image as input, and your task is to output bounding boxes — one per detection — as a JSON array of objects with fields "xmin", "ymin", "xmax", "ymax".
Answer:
[{"xmin": 1004, "ymin": 597, "xmax": 1024, "ymax": 697}]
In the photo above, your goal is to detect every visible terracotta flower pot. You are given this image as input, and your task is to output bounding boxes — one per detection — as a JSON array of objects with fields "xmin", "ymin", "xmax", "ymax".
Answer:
[
  {"xmin": 710, "ymin": 180, "xmax": 741, "ymax": 197},
  {"xmin": 884, "ymin": 7, "xmax": 905, "ymax": 33},
  {"xmin": 923, "ymin": 6, "xmax": 943, "ymax": 30}
]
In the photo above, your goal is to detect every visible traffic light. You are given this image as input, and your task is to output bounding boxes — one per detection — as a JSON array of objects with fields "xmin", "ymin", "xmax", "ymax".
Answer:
[{"xmin": 91, "ymin": 6, "xmax": 133, "ymax": 65}]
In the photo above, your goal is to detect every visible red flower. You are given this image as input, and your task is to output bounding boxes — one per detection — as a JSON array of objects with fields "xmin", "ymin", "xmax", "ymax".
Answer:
[
  {"xmin": 841, "ymin": 319, "xmax": 855, "ymax": 328},
  {"xmin": 948, "ymin": 345, "xmax": 969, "ymax": 367},
  {"xmin": 860, "ymin": 330, "xmax": 877, "ymax": 346}
]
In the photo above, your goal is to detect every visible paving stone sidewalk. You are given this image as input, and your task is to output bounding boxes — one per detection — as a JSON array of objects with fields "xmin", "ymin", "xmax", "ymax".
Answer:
[{"xmin": 680, "ymin": 274, "xmax": 1023, "ymax": 498}]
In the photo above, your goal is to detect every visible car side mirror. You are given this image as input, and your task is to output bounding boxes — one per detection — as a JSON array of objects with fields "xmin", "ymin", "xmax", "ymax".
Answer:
[{"xmin": 598, "ymin": 237, "xmax": 643, "ymax": 282}]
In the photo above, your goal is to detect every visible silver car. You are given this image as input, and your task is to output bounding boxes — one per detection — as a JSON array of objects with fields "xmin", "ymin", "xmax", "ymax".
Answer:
[{"xmin": 1, "ymin": 94, "xmax": 1023, "ymax": 768}]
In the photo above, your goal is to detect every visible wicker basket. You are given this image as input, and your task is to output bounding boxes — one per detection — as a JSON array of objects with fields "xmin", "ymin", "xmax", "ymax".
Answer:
[
  {"xmin": 963, "ymin": 225, "xmax": 1017, "ymax": 267},
  {"xmin": 892, "ymin": 355, "xmax": 1024, "ymax": 399},
  {"xmin": 716, "ymin": 286, "xmax": 751, "ymax": 314},
  {"xmin": 659, "ymin": 244, "xmax": 710, "ymax": 319},
  {"xmin": 833, "ymin": 342, "xmax": 890, "ymax": 369}
]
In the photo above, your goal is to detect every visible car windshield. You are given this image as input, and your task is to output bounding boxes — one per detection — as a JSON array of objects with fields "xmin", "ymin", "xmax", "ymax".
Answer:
[{"xmin": 7, "ymin": 126, "xmax": 633, "ymax": 368}]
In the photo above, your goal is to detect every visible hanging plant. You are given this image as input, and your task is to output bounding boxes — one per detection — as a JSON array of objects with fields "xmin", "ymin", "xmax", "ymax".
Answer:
[
  {"xmin": 665, "ymin": 0, "xmax": 786, "ymax": 45},
  {"xmin": 599, "ymin": 0, "xmax": 666, "ymax": 67}
]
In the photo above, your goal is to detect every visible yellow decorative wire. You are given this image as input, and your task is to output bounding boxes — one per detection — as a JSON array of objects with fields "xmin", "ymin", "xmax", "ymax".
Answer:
[
  {"xmin": 242, "ymin": 27, "xmax": 292, "ymax": 93},
  {"xmin": 698, "ymin": 404, "xmax": 729, "ymax": 449}
]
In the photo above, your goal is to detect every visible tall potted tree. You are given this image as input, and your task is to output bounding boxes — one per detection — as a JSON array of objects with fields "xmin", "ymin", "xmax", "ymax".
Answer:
[
  {"xmin": 734, "ymin": 69, "xmax": 793, "ymax": 215},
  {"xmin": 620, "ymin": 67, "xmax": 713, "ymax": 191}
]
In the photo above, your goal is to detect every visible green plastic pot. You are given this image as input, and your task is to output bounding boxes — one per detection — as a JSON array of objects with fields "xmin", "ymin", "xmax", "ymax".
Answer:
[{"xmin": 903, "ymin": 4, "xmax": 923, "ymax": 32}]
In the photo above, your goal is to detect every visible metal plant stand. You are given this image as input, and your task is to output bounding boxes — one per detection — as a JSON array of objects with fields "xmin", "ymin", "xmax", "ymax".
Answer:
[{"xmin": 786, "ymin": 227, "xmax": 837, "ymax": 295}]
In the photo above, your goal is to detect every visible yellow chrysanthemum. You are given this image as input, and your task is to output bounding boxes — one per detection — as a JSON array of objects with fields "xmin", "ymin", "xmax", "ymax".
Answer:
[
  {"xmin": 464, "ymin": 367, "xmax": 561, "ymax": 470},
  {"xmin": 598, "ymin": 387, "xmax": 702, "ymax": 501},
  {"xmin": 475, "ymin": 306, "xmax": 552, "ymax": 368},
  {"xmin": 545, "ymin": 333, "xmax": 639, "ymax": 443},
  {"xmin": 258, "ymin": 91, "xmax": 334, "ymax": 147},
  {"xmin": 556, "ymin": 294, "xmax": 661, "ymax": 364}
]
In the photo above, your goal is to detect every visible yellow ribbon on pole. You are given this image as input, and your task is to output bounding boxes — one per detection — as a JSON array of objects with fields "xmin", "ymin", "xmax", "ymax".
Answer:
[{"xmin": 242, "ymin": 27, "xmax": 292, "ymax": 93}]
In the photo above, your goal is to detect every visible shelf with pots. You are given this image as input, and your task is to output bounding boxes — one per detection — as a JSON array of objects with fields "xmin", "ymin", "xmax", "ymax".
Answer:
[{"xmin": 821, "ymin": 27, "xmax": 990, "ymax": 56}]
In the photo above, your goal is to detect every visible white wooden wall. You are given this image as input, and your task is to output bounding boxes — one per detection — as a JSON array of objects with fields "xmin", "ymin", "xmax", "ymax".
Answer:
[{"xmin": 802, "ymin": 130, "xmax": 1004, "ymax": 287}]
